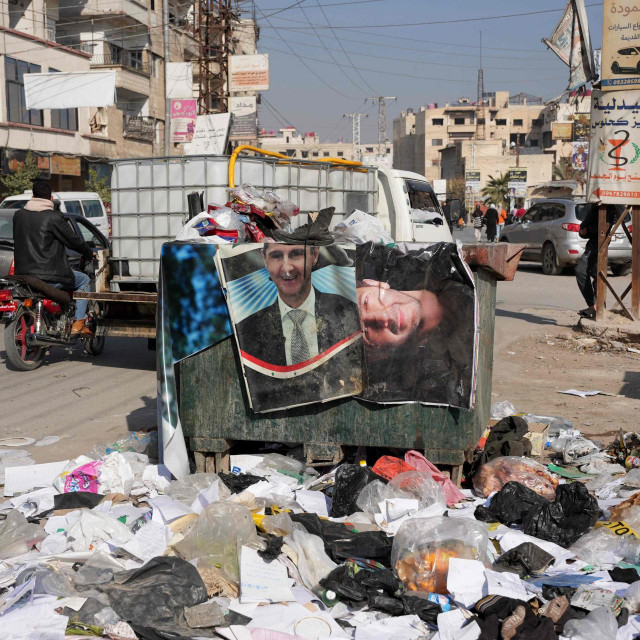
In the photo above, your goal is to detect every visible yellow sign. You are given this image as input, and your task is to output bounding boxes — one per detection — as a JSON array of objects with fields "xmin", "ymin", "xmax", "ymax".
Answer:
[
  {"xmin": 552, "ymin": 122, "xmax": 573, "ymax": 140},
  {"xmin": 602, "ymin": 0, "xmax": 640, "ymax": 91},
  {"xmin": 594, "ymin": 520, "xmax": 640, "ymax": 538}
]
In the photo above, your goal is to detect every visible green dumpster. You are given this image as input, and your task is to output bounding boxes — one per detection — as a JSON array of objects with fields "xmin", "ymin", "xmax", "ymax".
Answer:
[{"xmin": 178, "ymin": 243, "xmax": 522, "ymax": 482}]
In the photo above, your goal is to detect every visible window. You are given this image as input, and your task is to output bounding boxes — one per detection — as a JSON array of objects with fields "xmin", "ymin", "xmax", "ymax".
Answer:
[
  {"xmin": 432, "ymin": 118, "xmax": 444, "ymax": 125},
  {"xmin": 542, "ymin": 131, "xmax": 552, "ymax": 148},
  {"xmin": 386, "ymin": 147, "xmax": 391, "ymax": 153},
  {"xmin": 74, "ymin": 217, "xmax": 107, "ymax": 247},
  {"xmin": 406, "ymin": 179, "xmax": 440, "ymax": 213},
  {"xmin": 528, "ymin": 138, "xmax": 539, "ymax": 147},
  {"xmin": 82, "ymin": 200, "xmax": 104, "ymax": 219},
  {"xmin": 337, "ymin": 151, "xmax": 344, "ymax": 157},
  {"xmin": 478, "ymin": 118, "xmax": 485, "ymax": 125},
  {"xmin": 514, "ymin": 118, "xmax": 523, "ymax": 126},
  {"xmin": 49, "ymin": 68, "xmax": 78, "ymax": 131},
  {"xmin": 454, "ymin": 117, "xmax": 465, "ymax": 125},
  {"xmin": 312, "ymin": 152, "xmax": 319, "ymax": 157},
  {"xmin": 323, "ymin": 151, "xmax": 330, "ymax": 157},
  {"xmin": 5, "ymin": 57, "xmax": 43, "ymax": 125},
  {"xmin": 366, "ymin": 147, "xmax": 374, "ymax": 152},
  {"xmin": 63, "ymin": 200, "xmax": 83, "ymax": 216},
  {"xmin": 432, "ymin": 138, "xmax": 443, "ymax": 146},
  {"xmin": 301, "ymin": 151, "xmax": 308, "ymax": 158},
  {"xmin": 496, "ymin": 119, "xmax": 507, "ymax": 126}
]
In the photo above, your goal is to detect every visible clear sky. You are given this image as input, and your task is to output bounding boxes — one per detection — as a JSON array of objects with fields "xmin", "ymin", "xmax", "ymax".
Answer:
[{"xmin": 240, "ymin": 0, "xmax": 604, "ymax": 143}]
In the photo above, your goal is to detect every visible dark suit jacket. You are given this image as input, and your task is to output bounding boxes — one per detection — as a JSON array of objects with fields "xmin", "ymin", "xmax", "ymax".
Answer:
[
  {"xmin": 235, "ymin": 288, "xmax": 362, "ymax": 412},
  {"xmin": 236, "ymin": 288, "xmax": 360, "ymax": 366}
]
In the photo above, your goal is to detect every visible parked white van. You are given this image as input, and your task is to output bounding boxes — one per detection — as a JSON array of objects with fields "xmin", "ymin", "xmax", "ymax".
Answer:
[{"xmin": 0, "ymin": 191, "xmax": 110, "ymax": 237}]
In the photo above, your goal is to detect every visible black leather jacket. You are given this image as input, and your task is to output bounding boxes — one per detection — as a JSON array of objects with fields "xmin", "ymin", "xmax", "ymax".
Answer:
[{"xmin": 13, "ymin": 207, "xmax": 94, "ymax": 287}]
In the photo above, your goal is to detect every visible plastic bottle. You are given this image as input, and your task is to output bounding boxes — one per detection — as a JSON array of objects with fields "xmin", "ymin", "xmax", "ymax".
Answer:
[
  {"xmin": 626, "ymin": 456, "xmax": 640, "ymax": 470},
  {"xmin": 319, "ymin": 589, "xmax": 339, "ymax": 607}
]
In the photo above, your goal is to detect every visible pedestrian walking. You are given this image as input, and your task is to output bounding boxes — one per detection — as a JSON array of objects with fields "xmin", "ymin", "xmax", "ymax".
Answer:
[
  {"xmin": 484, "ymin": 205, "xmax": 499, "ymax": 243},
  {"xmin": 471, "ymin": 205, "xmax": 484, "ymax": 242},
  {"xmin": 498, "ymin": 206, "xmax": 507, "ymax": 238}
]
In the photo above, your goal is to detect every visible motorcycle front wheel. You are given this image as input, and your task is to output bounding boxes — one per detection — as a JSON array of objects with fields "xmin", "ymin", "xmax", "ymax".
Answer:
[{"xmin": 4, "ymin": 309, "xmax": 45, "ymax": 371}]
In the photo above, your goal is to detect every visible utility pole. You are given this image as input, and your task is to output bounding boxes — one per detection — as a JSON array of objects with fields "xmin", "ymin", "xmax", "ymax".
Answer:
[
  {"xmin": 367, "ymin": 96, "xmax": 396, "ymax": 155},
  {"xmin": 198, "ymin": 0, "xmax": 235, "ymax": 115},
  {"xmin": 343, "ymin": 112, "xmax": 367, "ymax": 160},
  {"xmin": 163, "ymin": 0, "xmax": 171, "ymax": 155},
  {"xmin": 475, "ymin": 31, "xmax": 485, "ymax": 141}
]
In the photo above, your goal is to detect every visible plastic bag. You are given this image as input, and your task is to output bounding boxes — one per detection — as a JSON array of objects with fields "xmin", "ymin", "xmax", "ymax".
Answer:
[
  {"xmin": 371, "ymin": 456, "xmax": 416, "ymax": 481},
  {"xmin": 92, "ymin": 431, "xmax": 157, "ymax": 458},
  {"xmin": 404, "ymin": 451, "xmax": 466, "ymax": 505},
  {"xmin": 570, "ymin": 527, "xmax": 640, "ymax": 567},
  {"xmin": 330, "ymin": 464, "xmax": 384, "ymax": 517},
  {"xmin": 64, "ymin": 460, "xmax": 102, "ymax": 493},
  {"xmin": 391, "ymin": 516, "xmax": 490, "ymax": 594},
  {"xmin": 524, "ymin": 482, "xmax": 599, "ymax": 548},
  {"xmin": 356, "ymin": 480, "xmax": 403, "ymax": 514},
  {"xmin": 232, "ymin": 183, "xmax": 268, "ymax": 211},
  {"xmin": 561, "ymin": 436, "xmax": 599, "ymax": 464},
  {"xmin": 175, "ymin": 211, "xmax": 242, "ymax": 243},
  {"xmin": 333, "ymin": 210, "xmax": 393, "ymax": 245},
  {"xmin": 473, "ymin": 456, "xmax": 558, "ymax": 499},
  {"xmin": 490, "ymin": 400, "xmax": 517, "ymax": 420},
  {"xmin": 99, "ymin": 452, "xmax": 134, "ymax": 495},
  {"xmin": 0, "ymin": 509, "xmax": 45, "ymax": 559},
  {"xmin": 475, "ymin": 481, "xmax": 549, "ymax": 526},
  {"xmin": 388, "ymin": 471, "xmax": 446, "ymax": 510},
  {"xmin": 173, "ymin": 503, "xmax": 258, "ymax": 582},
  {"xmin": 624, "ymin": 580, "xmax": 640, "ymax": 613},
  {"xmin": 165, "ymin": 472, "xmax": 231, "ymax": 506},
  {"xmin": 562, "ymin": 606, "xmax": 617, "ymax": 639},
  {"xmin": 283, "ymin": 526, "xmax": 337, "ymax": 590}
]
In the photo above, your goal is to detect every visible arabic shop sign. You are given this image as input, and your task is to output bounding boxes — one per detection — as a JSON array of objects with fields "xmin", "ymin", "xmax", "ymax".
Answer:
[
  {"xmin": 587, "ymin": 89, "xmax": 640, "ymax": 203},
  {"xmin": 602, "ymin": 0, "xmax": 640, "ymax": 90}
]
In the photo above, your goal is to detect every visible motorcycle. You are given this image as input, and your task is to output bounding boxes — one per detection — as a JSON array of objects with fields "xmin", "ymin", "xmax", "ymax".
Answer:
[{"xmin": 0, "ymin": 274, "xmax": 104, "ymax": 371}]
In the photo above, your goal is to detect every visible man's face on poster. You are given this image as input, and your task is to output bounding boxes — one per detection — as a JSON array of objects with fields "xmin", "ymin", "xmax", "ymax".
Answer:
[
  {"xmin": 263, "ymin": 244, "xmax": 320, "ymax": 308},
  {"xmin": 357, "ymin": 279, "xmax": 443, "ymax": 350}
]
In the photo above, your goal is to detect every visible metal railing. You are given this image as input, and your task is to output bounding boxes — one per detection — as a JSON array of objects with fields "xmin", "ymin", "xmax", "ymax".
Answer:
[
  {"xmin": 123, "ymin": 116, "xmax": 155, "ymax": 142},
  {"xmin": 91, "ymin": 53, "xmax": 150, "ymax": 75}
]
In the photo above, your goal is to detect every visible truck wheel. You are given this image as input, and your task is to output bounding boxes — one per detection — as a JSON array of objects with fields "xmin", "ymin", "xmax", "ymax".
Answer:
[
  {"xmin": 4, "ymin": 310, "xmax": 44, "ymax": 371},
  {"xmin": 84, "ymin": 335, "xmax": 105, "ymax": 356},
  {"xmin": 542, "ymin": 243, "xmax": 563, "ymax": 275},
  {"xmin": 611, "ymin": 263, "xmax": 632, "ymax": 277}
]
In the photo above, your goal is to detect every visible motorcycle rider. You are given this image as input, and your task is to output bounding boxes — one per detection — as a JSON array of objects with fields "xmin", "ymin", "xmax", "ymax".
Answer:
[{"xmin": 13, "ymin": 178, "xmax": 96, "ymax": 336}]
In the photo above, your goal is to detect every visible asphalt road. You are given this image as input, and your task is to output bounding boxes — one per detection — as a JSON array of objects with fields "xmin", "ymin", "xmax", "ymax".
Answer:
[{"xmin": 0, "ymin": 227, "xmax": 631, "ymax": 463}]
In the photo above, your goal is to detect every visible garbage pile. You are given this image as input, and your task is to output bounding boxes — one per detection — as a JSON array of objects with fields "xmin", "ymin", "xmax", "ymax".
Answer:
[{"xmin": 2, "ymin": 418, "xmax": 640, "ymax": 640}]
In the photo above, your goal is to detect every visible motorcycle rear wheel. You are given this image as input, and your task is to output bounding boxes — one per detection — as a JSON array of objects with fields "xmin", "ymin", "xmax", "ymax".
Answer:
[
  {"xmin": 84, "ymin": 335, "xmax": 105, "ymax": 356},
  {"xmin": 5, "ymin": 310, "xmax": 45, "ymax": 371}
]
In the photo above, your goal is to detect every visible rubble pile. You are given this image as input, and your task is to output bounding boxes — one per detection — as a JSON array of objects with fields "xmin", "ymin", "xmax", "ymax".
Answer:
[{"xmin": 2, "ymin": 416, "xmax": 640, "ymax": 639}]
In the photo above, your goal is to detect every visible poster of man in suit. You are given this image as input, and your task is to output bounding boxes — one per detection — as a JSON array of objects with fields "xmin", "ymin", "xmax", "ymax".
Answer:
[{"xmin": 216, "ymin": 243, "xmax": 362, "ymax": 412}]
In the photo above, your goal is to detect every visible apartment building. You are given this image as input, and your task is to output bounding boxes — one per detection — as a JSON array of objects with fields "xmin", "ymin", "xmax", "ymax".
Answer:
[
  {"xmin": 393, "ymin": 92, "xmax": 547, "ymax": 184},
  {"xmin": 259, "ymin": 127, "xmax": 392, "ymax": 163},
  {"xmin": 0, "ymin": 0, "xmax": 198, "ymax": 190}
]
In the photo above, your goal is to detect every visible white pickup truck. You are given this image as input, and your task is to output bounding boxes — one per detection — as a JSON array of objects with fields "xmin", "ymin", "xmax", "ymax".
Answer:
[{"xmin": 107, "ymin": 150, "xmax": 451, "ymax": 291}]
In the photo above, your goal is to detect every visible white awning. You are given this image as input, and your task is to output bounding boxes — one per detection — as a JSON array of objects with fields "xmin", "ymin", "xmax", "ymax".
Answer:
[{"xmin": 24, "ymin": 71, "xmax": 116, "ymax": 110}]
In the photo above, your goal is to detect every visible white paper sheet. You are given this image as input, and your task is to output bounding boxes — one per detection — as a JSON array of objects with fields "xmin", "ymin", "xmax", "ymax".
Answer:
[
  {"xmin": 121, "ymin": 521, "xmax": 171, "ymax": 562},
  {"xmin": 9, "ymin": 487, "xmax": 56, "ymax": 517},
  {"xmin": 354, "ymin": 614, "xmax": 427, "ymax": 640},
  {"xmin": 436, "ymin": 609, "xmax": 481, "ymax": 640},
  {"xmin": 484, "ymin": 569, "xmax": 537, "ymax": 601},
  {"xmin": 148, "ymin": 495, "xmax": 193, "ymax": 524},
  {"xmin": 381, "ymin": 498, "xmax": 419, "ymax": 521},
  {"xmin": 446, "ymin": 558, "xmax": 487, "ymax": 608},
  {"xmin": 558, "ymin": 389, "xmax": 602, "ymax": 397},
  {"xmin": 294, "ymin": 489, "xmax": 330, "ymax": 517},
  {"xmin": 230, "ymin": 455, "xmax": 264, "ymax": 475},
  {"xmin": 4, "ymin": 460, "xmax": 69, "ymax": 497},
  {"xmin": 191, "ymin": 481, "xmax": 220, "ymax": 515},
  {"xmin": 240, "ymin": 546, "xmax": 296, "ymax": 604}
]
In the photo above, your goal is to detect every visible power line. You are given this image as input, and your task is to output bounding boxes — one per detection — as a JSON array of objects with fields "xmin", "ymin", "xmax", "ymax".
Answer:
[
  {"xmin": 260, "ymin": 0, "xmax": 385, "ymax": 8},
  {"xmin": 258, "ymin": 2, "xmax": 604, "ymax": 29},
  {"xmin": 313, "ymin": 0, "xmax": 377, "ymax": 94},
  {"xmin": 259, "ymin": 0, "xmax": 309, "ymax": 19}
]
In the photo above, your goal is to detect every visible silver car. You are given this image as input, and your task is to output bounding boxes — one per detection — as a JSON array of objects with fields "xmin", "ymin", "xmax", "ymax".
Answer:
[{"xmin": 499, "ymin": 198, "xmax": 632, "ymax": 276}]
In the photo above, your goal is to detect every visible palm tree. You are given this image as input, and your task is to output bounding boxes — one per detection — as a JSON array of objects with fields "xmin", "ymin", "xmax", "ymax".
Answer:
[
  {"xmin": 552, "ymin": 157, "xmax": 586, "ymax": 185},
  {"xmin": 480, "ymin": 172, "xmax": 509, "ymax": 208}
]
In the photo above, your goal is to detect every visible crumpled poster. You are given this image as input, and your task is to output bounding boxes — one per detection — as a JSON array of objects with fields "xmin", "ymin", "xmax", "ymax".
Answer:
[
  {"xmin": 355, "ymin": 242, "xmax": 477, "ymax": 408},
  {"xmin": 157, "ymin": 242, "xmax": 232, "ymax": 478}
]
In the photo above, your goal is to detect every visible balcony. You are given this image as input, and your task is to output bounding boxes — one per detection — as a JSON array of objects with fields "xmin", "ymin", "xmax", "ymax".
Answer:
[
  {"xmin": 124, "ymin": 115, "xmax": 154, "ymax": 142},
  {"xmin": 447, "ymin": 123, "xmax": 476, "ymax": 135},
  {"xmin": 91, "ymin": 53, "xmax": 151, "ymax": 97},
  {"xmin": 58, "ymin": 0, "xmax": 149, "ymax": 25}
]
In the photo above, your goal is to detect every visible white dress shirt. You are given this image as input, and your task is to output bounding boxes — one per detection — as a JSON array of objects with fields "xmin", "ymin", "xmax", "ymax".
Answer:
[{"xmin": 277, "ymin": 288, "xmax": 319, "ymax": 365}]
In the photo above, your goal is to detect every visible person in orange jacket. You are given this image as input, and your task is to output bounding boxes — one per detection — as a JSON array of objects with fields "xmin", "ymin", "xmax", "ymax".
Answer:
[{"xmin": 498, "ymin": 206, "xmax": 508, "ymax": 239}]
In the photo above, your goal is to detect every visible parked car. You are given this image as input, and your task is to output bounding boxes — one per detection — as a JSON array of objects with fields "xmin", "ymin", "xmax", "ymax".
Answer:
[
  {"xmin": 0, "ymin": 191, "xmax": 110, "ymax": 237},
  {"xmin": 611, "ymin": 47, "xmax": 640, "ymax": 74},
  {"xmin": 499, "ymin": 198, "xmax": 632, "ymax": 276},
  {"xmin": 0, "ymin": 209, "xmax": 109, "ymax": 279}
]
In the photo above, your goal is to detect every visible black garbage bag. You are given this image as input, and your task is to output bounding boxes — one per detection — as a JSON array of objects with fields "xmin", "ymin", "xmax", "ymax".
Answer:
[
  {"xmin": 401, "ymin": 595, "xmax": 442, "ymax": 623},
  {"xmin": 475, "ymin": 481, "xmax": 549, "ymax": 526},
  {"xmin": 492, "ymin": 542, "xmax": 555, "ymax": 578},
  {"xmin": 258, "ymin": 534, "xmax": 284, "ymax": 560},
  {"xmin": 368, "ymin": 592, "xmax": 405, "ymax": 615},
  {"xmin": 330, "ymin": 464, "xmax": 384, "ymax": 517},
  {"xmin": 523, "ymin": 482, "xmax": 599, "ymax": 548},
  {"xmin": 470, "ymin": 416, "xmax": 531, "ymax": 477},
  {"xmin": 103, "ymin": 557, "xmax": 208, "ymax": 629},
  {"xmin": 219, "ymin": 472, "xmax": 263, "ymax": 494},
  {"xmin": 290, "ymin": 513, "xmax": 392, "ymax": 565}
]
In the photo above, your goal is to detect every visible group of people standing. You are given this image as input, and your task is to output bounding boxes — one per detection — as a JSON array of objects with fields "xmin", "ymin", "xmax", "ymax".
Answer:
[{"xmin": 471, "ymin": 204, "xmax": 506, "ymax": 242}]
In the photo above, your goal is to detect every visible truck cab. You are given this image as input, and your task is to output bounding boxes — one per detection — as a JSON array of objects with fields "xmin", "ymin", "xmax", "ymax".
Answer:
[{"xmin": 375, "ymin": 165, "xmax": 452, "ymax": 243}]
